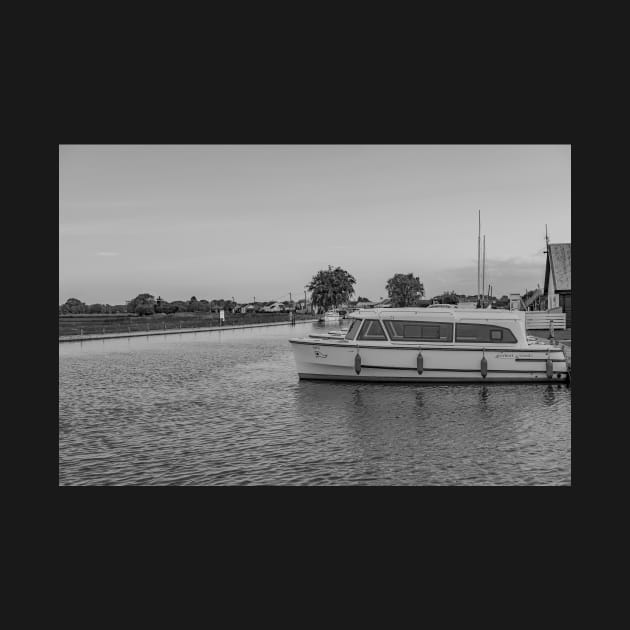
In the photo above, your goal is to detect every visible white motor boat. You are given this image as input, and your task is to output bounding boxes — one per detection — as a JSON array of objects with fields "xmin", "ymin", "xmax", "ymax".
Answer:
[
  {"xmin": 320, "ymin": 310, "xmax": 342, "ymax": 323},
  {"xmin": 289, "ymin": 307, "xmax": 569, "ymax": 383}
]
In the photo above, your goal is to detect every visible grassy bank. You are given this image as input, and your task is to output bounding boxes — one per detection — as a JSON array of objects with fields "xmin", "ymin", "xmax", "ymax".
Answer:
[{"xmin": 59, "ymin": 312, "xmax": 315, "ymax": 337}]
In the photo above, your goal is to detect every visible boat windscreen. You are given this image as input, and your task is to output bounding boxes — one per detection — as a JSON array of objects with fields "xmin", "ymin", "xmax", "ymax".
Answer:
[{"xmin": 345, "ymin": 319, "xmax": 362, "ymax": 340}]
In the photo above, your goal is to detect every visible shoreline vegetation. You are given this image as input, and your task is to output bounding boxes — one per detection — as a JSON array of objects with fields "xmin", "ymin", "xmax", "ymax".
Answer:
[{"xmin": 59, "ymin": 267, "xmax": 570, "ymax": 340}]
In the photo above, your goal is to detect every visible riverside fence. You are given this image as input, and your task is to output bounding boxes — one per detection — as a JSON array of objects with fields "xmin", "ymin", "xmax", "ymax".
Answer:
[{"xmin": 524, "ymin": 312, "xmax": 567, "ymax": 330}]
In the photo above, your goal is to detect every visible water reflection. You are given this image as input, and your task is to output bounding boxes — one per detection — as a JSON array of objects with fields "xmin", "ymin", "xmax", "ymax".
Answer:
[
  {"xmin": 543, "ymin": 385, "xmax": 556, "ymax": 406},
  {"xmin": 415, "ymin": 390, "xmax": 424, "ymax": 411}
]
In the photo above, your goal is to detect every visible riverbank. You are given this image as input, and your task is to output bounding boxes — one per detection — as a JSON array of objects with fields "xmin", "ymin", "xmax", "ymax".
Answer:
[{"xmin": 59, "ymin": 319, "xmax": 319, "ymax": 342}]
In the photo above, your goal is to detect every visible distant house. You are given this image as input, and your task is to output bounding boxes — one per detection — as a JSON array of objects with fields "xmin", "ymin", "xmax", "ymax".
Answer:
[
  {"xmin": 544, "ymin": 243, "xmax": 571, "ymax": 327},
  {"xmin": 264, "ymin": 302, "xmax": 286, "ymax": 313},
  {"xmin": 239, "ymin": 304, "xmax": 256, "ymax": 314},
  {"xmin": 509, "ymin": 293, "xmax": 522, "ymax": 311},
  {"xmin": 356, "ymin": 300, "xmax": 377, "ymax": 309}
]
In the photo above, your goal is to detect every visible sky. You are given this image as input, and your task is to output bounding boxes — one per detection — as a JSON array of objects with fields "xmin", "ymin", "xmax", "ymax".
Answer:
[{"xmin": 59, "ymin": 145, "xmax": 571, "ymax": 305}]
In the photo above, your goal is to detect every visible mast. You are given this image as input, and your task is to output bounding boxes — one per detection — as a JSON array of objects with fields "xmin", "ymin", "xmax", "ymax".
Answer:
[
  {"xmin": 545, "ymin": 224, "xmax": 550, "ymax": 252},
  {"xmin": 544, "ymin": 224, "xmax": 554, "ymax": 310},
  {"xmin": 477, "ymin": 210, "xmax": 481, "ymax": 306},
  {"xmin": 482, "ymin": 234, "xmax": 486, "ymax": 308}
]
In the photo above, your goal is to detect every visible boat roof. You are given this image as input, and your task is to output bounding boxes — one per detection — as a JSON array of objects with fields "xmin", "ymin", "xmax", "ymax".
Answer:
[{"xmin": 348, "ymin": 307, "xmax": 526, "ymax": 322}]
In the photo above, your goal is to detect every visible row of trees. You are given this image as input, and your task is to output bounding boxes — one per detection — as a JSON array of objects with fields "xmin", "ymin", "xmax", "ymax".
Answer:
[
  {"xmin": 306, "ymin": 268, "xmax": 515, "ymax": 311},
  {"xmin": 306, "ymin": 267, "xmax": 426, "ymax": 312},
  {"xmin": 59, "ymin": 295, "xmax": 242, "ymax": 316},
  {"xmin": 128, "ymin": 294, "xmax": 241, "ymax": 316},
  {"xmin": 59, "ymin": 298, "xmax": 128, "ymax": 314}
]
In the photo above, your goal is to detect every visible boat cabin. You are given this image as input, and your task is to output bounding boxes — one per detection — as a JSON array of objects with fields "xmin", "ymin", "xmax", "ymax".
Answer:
[{"xmin": 343, "ymin": 307, "xmax": 528, "ymax": 346}]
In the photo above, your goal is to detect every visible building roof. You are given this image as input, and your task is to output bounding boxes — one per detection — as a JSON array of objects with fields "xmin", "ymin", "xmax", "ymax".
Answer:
[{"xmin": 545, "ymin": 243, "xmax": 571, "ymax": 292}]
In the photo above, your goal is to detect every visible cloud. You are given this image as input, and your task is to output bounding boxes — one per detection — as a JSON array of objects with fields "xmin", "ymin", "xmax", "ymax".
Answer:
[{"xmin": 96, "ymin": 252, "xmax": 120, "ymax": 257}]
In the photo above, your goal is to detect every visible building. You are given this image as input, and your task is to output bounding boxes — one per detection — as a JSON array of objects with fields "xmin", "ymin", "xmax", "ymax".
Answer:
[
  {"xmin": 263, "ymin": 302, "xmax": 286, "ymax": 313},
  {"xmin": 509, "ymin": 294, "xmax": 522, "ymax": 311},
  {"xmin": 544, "ymin": 243, "xmax": 571, "ymax": 327}
]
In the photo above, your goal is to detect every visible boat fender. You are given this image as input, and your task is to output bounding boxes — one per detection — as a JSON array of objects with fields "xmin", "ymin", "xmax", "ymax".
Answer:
[
  {"xmin": 417, "ymin": 350, "xmax": 423, "ymax": 375},
  {"xmin": 480, "ymin": 350, "xmax": 488, "ymax": 378},
  {"xmin": 354, "ymin": 351, "xmax": 362, "ymax": 375},
  {"xmin": 546, "ymin": 357, "xmax": 553, "ymax": 379}
]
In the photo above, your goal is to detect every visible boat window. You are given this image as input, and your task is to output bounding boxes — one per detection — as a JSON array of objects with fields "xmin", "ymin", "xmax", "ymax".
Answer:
[
  {"xmin": 455, "ymin": 323, "xmax": 517, "ymax": 343},
  {"xmin": 357, "ymin": 319, "xmax": 387, "ymax": 341},
  {"xmin": 383, "ymin": 320, "xmax": 453, "ymax": 342},
  {"xmin": 344, "ymin": 319, "xmax": 362, "ymax": 340}
]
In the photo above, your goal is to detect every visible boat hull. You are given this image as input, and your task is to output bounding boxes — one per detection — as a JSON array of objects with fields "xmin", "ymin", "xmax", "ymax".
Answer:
[{"xmin": 289, "ymin": 339, "xmax": 569, "ymax": 383}]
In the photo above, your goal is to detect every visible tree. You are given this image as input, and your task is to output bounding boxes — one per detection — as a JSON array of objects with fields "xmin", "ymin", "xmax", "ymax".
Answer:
[
  {"xmin": 433, "ymin": 290, "xmax": 459, "ymax": 305},
  {"xmin": 88, "ymin": 303, "xmax": 103, "ymax": 313},
  {"xmin": 156, "ymin": 299, "xmax": 177, "ymax": 314},
  {"xmin": 210, "ymin": 299, "xmax": 226, "ymax": 313},
  {"xmin": 61, "ymin": 298, "xmax": 87, "ymax": 314},
  {"xmin": 170, "ymin": 301, "xmax": 189, "ymax": 312},
  {"xmin": 306, "ymin": 265, "xmax": 356, "ymax": 314},
  {"xmin": 356, "ymin": 296, "xmax": 371, "ymax": 303},
  {"xmin": 385, "ymin": 273, "xmax": 425, "ymax": 307},
  {"xmin": 127, "ymin": 293, "xmax": 155, "ymax": 316}
]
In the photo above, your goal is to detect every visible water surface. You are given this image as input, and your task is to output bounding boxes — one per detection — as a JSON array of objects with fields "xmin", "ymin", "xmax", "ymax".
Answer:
[{"xmin": 59, "ymin": 323, "xmax": 571, "ymax": 485}]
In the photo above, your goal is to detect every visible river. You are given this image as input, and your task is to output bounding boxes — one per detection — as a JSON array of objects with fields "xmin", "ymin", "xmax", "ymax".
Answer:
[{"xmin": 59, "ymin": 322, "xmax": 571, "ymax": 485}]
